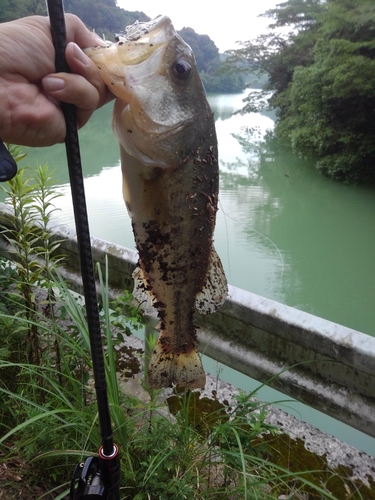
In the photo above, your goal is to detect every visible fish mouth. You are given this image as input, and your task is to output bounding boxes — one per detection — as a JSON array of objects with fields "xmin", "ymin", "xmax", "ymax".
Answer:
[
  {"xmin": 85, "ymin": 15, "xmax": 175, "ymax": 67},
  {"xmin": 85, "ymin": 16, "xmax": 176, "ymax": 104},
  {"xmin": 115, "ymin": 15, "xmax": 175, "ymax": 62}
]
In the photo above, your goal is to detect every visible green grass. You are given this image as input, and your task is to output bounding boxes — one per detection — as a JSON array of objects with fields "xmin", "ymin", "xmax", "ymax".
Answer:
[{"xmin": 1, "ymin": 260, "xmax": 367, "ymax": 499}]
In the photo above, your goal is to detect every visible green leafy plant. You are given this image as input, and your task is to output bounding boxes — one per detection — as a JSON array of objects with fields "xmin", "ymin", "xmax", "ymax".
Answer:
[
  {"xmin": 0, "ymin": 163, "xmax": 64, "ymax": 365},
  {"xmin": 104, "ymin": 288, "xmax": 145, "ymax": 340}
]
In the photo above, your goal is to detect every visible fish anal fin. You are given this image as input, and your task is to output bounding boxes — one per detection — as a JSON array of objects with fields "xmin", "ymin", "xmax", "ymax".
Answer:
[
  {"xmin": 148, "ymin": 340, "xmax": 206, "ymax": 390},
  {"xmin": 195, "ymin": 246, "xmax": 228, "ymax": 315},
  {"xmin": 132, "ymin": 265, "xmax": 157, "ymax": 316}
]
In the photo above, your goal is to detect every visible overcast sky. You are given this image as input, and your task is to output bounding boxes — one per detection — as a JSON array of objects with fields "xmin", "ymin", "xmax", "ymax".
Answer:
[{"xmin": 116, "ymin": 1, "xmax": 280, "ymax": 52}]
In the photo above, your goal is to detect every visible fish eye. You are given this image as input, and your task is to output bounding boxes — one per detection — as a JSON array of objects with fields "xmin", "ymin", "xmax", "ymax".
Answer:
[{"xmin": 172, "ymin": 59, "xmax": 192, "ymax": 80}]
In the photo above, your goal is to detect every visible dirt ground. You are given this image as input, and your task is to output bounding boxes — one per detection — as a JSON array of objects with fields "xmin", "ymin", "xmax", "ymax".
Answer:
[{"xmin": 0, "ymin": 458, "xmax": 61, "ymax": 499}]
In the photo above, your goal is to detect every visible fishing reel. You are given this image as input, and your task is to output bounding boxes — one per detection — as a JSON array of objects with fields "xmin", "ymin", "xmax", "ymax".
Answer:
[
  {"xmin": 70, "ymin": 457, "xmax": 107, "ymax": 499},
  {"xmin": 0, "ymin": 139, "xmax": 17, "ymax": 182},
  {"xmin": 70, "ymin": 445, "xmax": 121, "ymax": 500}
]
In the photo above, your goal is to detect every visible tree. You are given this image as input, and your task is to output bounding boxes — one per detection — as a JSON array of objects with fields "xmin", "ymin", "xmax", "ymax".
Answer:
[
  {"xmin": 228, "ymin": 0, "xmax": 375, "ymax": 184},
  {"xmin": 277, "ymin": 0, "xmax": 375, "ymax": 183},
  {"xmin": 200, "ymin": 70, "xmax": 245, "ymax": 93},
  {"xmin": 226, "ymin": 0, "xmax": 324, "ymax": 115},
  {"xmin": 263, "ymin": 0, "xmax": 325, "ymax": 29}
]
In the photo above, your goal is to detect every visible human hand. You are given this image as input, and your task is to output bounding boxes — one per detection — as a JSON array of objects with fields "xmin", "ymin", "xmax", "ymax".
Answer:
[{"xmin": 0, "ymin": 14, "xmax": 113, "ymax": 147}]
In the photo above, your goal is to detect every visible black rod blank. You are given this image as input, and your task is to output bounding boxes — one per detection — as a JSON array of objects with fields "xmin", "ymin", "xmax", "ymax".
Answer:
[{"xmin": 46, "ymin": 2, "xmax": 120, "ymax": 498}]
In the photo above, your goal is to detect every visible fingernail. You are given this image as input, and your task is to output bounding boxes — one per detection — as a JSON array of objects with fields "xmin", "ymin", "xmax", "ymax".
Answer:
[
  {"xmin": 73, "ymin": 42, "xmax": 91, "ymax": 66},
  {"xmin": 42, "ymin": 76, "xmax": 65, "ymax": 92}
]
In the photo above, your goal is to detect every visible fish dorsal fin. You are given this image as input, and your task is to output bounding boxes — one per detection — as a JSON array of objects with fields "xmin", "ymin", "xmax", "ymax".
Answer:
[
  {"xmin": 195, "ymin": 247, "xmax": 228, "ymax": 315},
  {"xmin": 132, "ymin": 265, "xmax": 157, "ymax": 316}
]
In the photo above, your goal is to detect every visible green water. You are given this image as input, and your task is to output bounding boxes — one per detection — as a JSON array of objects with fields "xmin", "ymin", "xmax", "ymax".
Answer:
[
  {"xmin": 3, "ymin": 93, "xmax": 375, "ymax": 455},
  {"xmin": 14, "ymin": 94, "xmax": 375, "ymax": 336}
]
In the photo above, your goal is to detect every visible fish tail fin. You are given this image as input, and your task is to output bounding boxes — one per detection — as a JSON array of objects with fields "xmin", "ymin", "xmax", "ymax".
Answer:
[{"xmin": 147, "ymin": 340, "xmax": 206, "ymax": 390}]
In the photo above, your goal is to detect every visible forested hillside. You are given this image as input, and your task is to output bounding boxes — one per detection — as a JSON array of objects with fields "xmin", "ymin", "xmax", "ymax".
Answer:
[
  {"xmin": 0, "ymin": 0, "xmax": 148, "ymax": 35},
  {"xmin": 0, "ymin": 0, "xmax": 47, "ymax": 21},
  {"xmin": 0, "ymin": 0, "xmax": 244, "ymax": 93},
  {"xmin": 64, "ymin": 0, "xmax": 149, "ymax": 41},
  {"xmin": 228, "ymin": 0, "xmax": 375, "ymax": 184}
]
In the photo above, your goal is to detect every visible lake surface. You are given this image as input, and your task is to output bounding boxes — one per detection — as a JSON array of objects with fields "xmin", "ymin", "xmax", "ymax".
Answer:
[
  {"xmin": 3, "ymin": 92, "xmax": 375, "ymax": 455},
  {"xmin": 18, "ymin": 92, "xmax": 375, "ymax": 337}
]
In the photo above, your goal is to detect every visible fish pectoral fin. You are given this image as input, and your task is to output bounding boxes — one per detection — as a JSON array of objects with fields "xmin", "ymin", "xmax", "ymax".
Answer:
[
  {"xmin": 195, "ymin": 246, "xmax": 228, "ymax": 315},
  {"xmin": 148, "ymin": 341, "xmax": 206, "ymax": 390},
  {"xmin": 132, "ymin": 266, "xmax": 157, "ymax": 316}
]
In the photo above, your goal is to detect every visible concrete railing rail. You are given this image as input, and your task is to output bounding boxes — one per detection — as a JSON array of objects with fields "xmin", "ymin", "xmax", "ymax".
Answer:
[{"xmin": 0, "ymin": 205, "xmax": 374, "ymax": 437}]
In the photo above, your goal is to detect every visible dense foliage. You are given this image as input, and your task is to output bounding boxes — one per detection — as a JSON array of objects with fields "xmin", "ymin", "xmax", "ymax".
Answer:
[{"xmin": 229, "ymin": 0, "xmax": 375, "ymax": 184}]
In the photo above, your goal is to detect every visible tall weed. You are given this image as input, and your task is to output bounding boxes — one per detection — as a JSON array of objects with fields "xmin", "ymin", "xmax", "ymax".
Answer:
[{"xmin": 0, "ymin": 164, "xmax": 64, "ymax": 365}]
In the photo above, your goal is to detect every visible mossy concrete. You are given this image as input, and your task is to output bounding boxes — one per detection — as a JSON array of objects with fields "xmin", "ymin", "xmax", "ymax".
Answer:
[{"xmin": 116, "ymin": 334, "xmax": 375, "ymax": 494}]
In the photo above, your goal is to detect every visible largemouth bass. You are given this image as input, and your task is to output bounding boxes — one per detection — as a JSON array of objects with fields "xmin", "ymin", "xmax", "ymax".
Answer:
[{"xmin": 86, "ymin": 16, "xmax": 227, "ymax": 389}]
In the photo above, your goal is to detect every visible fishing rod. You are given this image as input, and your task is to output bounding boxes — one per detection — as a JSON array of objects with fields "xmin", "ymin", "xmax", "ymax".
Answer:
[
  {"xmin": 0, "ymin": 2, "xmax": 121, "ymax": 498},
  {"xmin": 46, "ymin": 1, "xmax": 121, "ymax": 498},
  {"xmin": 0, "ymin": 3, "xmax": 121, "ymax": 496}
]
